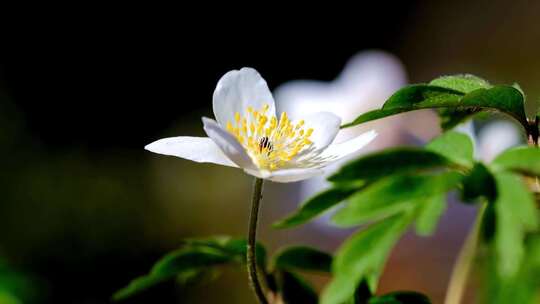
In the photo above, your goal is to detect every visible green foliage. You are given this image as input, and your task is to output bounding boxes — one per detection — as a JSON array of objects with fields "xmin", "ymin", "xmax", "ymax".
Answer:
[
  {"xmin": 272, "ymin": 246, "xmax": 332, "ymax": 273},
  {"xmin": 332, "ymin": 172, "xmax": 462, "ymax": 227},
  {"xmin": 321, "ymin": 213, "xmax": 414, "ymax": 304},
  {"xmin": 429, "ymin": 74, "xmax": 492, "ymax": 93},
  {"xmin": 342, "ymin": 75, "xmax": 527, "ymax": 132},
  {"xmin": 273, "ymin": 187, "xmax": 357, "ymax": 229},
  {"xmin": 414, "ymin": 194, "xmax": 446, "ymax": 236},
  {"xmin": 461, "ymin": 163, "xmax": 497, "ymax": 203},
  {"xmin": 425, "ymin": 131, "xmax": 474, "ymax": 167},
  {"xmin": 492, "ymin": 146, "xmax": 540, "ymax": 176},
  {"xmin": 492, "ymin": 173, "xmax": 538, "ymax": 278},
  {"xmin": 113, "ymin": 236, "xmax": 266, "ymax": 301},
  {"xmin": 329, "ymin": 148, "xmax": 454, "ymax": 183}
]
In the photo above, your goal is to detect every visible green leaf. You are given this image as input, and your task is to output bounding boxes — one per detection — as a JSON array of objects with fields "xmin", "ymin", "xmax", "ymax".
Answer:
[
  {"xmin": 342, "ymin": 85, "xmax": 463, "ymax": 128},
  {"xmin": 368, "ymin": 291, "xmax": 432, "ymax": 304},
  {"xmin": 275, "ymin": 271, "xmax": 318, "ymax": 304},
  {"xmin": 492, "ymin": 146, "xmax": 540, "ymax": 176},
  {"xmin": 483, "ymin": 234, "xmax": 540, "ymax": 304},
  {"xmin": 321, "ymin": 213, "xmax": 414, "ymax": 304},
  {"xmin": 113, "ymin": 236, "xmax": 267, "ymax": 301},
  {"xmin": 272, "ymin": 246, "xmax": 332, "ymax": 273},
  {"xmin": 273, "ymin": 187, "xmax": 356, "ymax": 229},
  {"xmin": 437, "ymin": 108, "xmax": 480, "ymax": 131},
  {"xmin": 342, "ymin": 85, "xmax": 527, "ymax": 131},
  {"xmin": 113, "ymin": 247, "xmax": 231, "ymax": 300},
  {"xmin": 461, "ymin": 163, "xmax": 497, "ymax": 203},
  {"xmin": 332, "ymin": 172, "xmax": 462, "ymax": 227},
  {"xmin": 329, "ymin": 148, "xmax": 454, "ymax": 184},
  {"xmin": 429, "ymin": 74, "xmax": 491, "ymax": 93},
  {"xmin": 415, "ymin": 194, "xmax": 446, "ymax": 236},
  {"xmin": 425, "ymin": 131, "xmax": 474, "ymax": 167},
  {"xmin": 493, "ymin": 172, "xmax": 539, "ymax": 278}
]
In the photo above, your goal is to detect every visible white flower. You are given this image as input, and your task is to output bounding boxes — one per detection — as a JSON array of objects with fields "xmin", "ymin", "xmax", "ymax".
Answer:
[{"xmin": 145, "ymin": 68, "xmax": 377, "ymax": 183}]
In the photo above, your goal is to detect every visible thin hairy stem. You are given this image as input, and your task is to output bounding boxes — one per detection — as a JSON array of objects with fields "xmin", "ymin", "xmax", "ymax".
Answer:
[{"xmin": 247, "ymin": 178, "xmax": 268, "ymax": 304}]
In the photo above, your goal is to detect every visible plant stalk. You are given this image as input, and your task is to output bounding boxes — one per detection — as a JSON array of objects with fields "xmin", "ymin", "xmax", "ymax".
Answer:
[
  {"xmin": 444, "ymin": 203, "xmax": 486, "ymax": 304},
  {"xmin": 247, "ymin": 177, "xmax": 268, "ymax": 304}
]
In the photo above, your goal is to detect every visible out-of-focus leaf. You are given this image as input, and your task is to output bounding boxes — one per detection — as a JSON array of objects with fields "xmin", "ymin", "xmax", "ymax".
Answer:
[
  {"xmin": 415, "ymin": 194, "xmax": 446, "ymax": 236},
  {"xmin": 492, "ymin": 146, "xmax": 540, "ymax": 176},
  {"xmin": 342, "ymin": 85, "xmax": 527, "ymax": 130},
  {"xmin": 493, "ymin": 173, "xmax": 538, "ymax": 278},
  {"xmin": 429, "ymin": 74, "xmax": 491, "ymax": 93},
  {"xmin": 483, "ymin": 234, "xmax": 540, "ymax": 304},
  {"xmin": 0, "ymin": 290, "xmax": 22, "ymax": 304},
  {"xmin": 273, "ymin": 187, "xmax": 356, "ymax": 228},
  {"xmin": 329, "ymin": 148, "xmax": 454, "ymax": 184},
  {"xmin": 275, "ymin": 270, "xmax": 318, "ymax": 304},
  {"xmin": 368, "ymin": 291, "xmax": 432, "ymax": 304},
  {"xmin": 332, "ymin": 172, "xmax": 462, "ymax": 227},
  {"xmin": 113, "ymin": 247, "xmax": 231, "ymax": 301},
  {"xmin": 113, "ymin": 237, "xmax": 266, "ymax": 301},
  {"xmin": 461, "ymin": 163, "xmax": 497, "ymax": 203},
  {"xmin": 321, "ymin": 213, "xmax": 414, "ymax": 304},
  {"xmin": 272, "ymin": 246, "xmax": 332, "ymax": 273},
  {"xmin": 425, "ymin": 131, "xmax": 474, "ymax": 167}
]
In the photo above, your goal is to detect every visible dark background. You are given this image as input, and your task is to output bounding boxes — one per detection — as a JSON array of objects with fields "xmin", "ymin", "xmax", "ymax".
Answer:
[{"xmin": 0, "ymin": 1, "xmax": 539, "ymax": 303}]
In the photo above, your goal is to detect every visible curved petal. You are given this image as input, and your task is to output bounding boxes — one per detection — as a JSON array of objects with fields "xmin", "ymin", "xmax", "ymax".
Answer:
[
  {"xmin": 303, "ymin": 112, "xmax": 342, "ymax": 151},
  {"xmin": 319, "ymin": 130, "xmax": 377, "ymax": 162},
  {"xmin": 145, "ymin": 136, "xmax": 238, "ymax": 167},
  {"xmin": 266, "ymin": 167, "xmax": 325, "ymax": 183},
  {"xmin": 213, "ymin": 67, "xmax": 276, "ymax": 127},
  {"xmin": 202, "ymin": 117, "xmax": 257, "ymax": 170}
]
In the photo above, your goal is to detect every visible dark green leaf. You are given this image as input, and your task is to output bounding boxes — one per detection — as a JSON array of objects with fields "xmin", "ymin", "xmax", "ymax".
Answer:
[
  {"xmin": 461, "ymin": 163, "xmax": 497, "ymax": 203},
  {"xmin": 429, "ymin": 74, "xmax": 491, "ymax": 93},
  {"xmin": 415, "ymin": 194, "xmax": 446, "ymax": 236},
  {"xmin": 493, "ymin": 172, "xmax": 538, "ymax": 278},
  {"xmin": 342, "ymin": 85, "xmax": 463, "ymax": 128},
  {"xmin": 113, "ymin": 237, "xmax": 266, "ymax": 301},
  {"xmin": 275, "ymin": 271, "xmax": 318, "ymax": 304},
  {"xmin": 273, "ymin": 187, "xmax": 356, "ymax": 229},
  {"xmin": 272, "ymin": 246, "xmax": 332, "ymax": 273},
  {"xmin": 425, "ymin": 131, "xmax": 474, "ymax": 167},
  {"xmin": 329, "ymin": 148, "xmax": 454, "ymax": 184},
  {"xmin": 113, "ymin": 248, "xmax": 231, "ymax": 301},
  {"xmin": 437, "ymin": 108, "xmax": 480, "ymax": 131},
  {"xmin": 332, "ymin": 172, "xmax": 462, "ymax": 227},
  {"xmin": 492, "ymin": 146, "xmax": 540, "ymax": 176},
  {"xmin": 368, "ymin": 291, "xmax": 431, "ymax": 304},
  {"xmin": 342, "ymin": 85, "xmax": 527, "ymax": 131},
  {"xmin": 321, "ymin": 213, "xmax": 414, "ymax": 304}
]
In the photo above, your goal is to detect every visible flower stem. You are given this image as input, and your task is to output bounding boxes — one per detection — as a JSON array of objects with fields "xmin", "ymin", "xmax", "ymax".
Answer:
[
  {"xmin": 247, "ymin": 177, "xmax": 268, "ymax": 304},
  {"xmin": 444, "ymin": 203, "xmax": 486, "ymax": 304}
]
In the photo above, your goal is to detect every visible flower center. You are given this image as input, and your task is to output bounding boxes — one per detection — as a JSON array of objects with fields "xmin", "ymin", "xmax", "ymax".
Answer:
[{"xmin": 226, "ymin": 104, "xmax": 314, "ymax": 170}]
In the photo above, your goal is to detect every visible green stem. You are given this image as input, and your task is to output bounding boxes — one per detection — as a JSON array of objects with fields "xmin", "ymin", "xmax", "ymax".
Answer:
[
  {"xmin": 444, "ymin": 203, "xmax": 486, "ymax": 304},
  {"xmin": 247, "ymin": 178, "xmax": 268, "ymax": 304}
]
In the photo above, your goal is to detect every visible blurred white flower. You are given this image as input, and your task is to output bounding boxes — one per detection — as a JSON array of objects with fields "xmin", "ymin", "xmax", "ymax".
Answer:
[
  {"xmin": 273, "ymin": 51, "xmax": 438, "ymax": 212},
  {"xmin": 145, "ymin": 68, "xmax": 376, "ymax": 183},
  {"xmin": 457, "ymin": 120, "xmax": 522, "ymax": 162}
]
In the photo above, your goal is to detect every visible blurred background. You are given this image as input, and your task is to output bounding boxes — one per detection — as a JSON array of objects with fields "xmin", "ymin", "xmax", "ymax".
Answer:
[{"xmin": 0, "ymin": 0, "xmax": 538, "ymax": 303}]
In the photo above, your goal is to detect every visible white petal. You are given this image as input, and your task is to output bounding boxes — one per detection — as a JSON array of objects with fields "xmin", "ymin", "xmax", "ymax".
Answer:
[
  {"xmin": 319, "ymin": 130, "xmax": 378, "ymax": 162},
  {"xmin": 202, "ymin": 117, "xmax": 257, "ymax": 170},
  {"xmin": 244, "ymin": 167, "xmax": 324, "ymax": 183},
  {"xmin": 302, "ymin": 112, "xmax": 342, "ymax": 151},
  {"xmin": 478, "ymin": 121, "xmax": 522, "ymax": 162},
  {"xmin": 145, "ymin": 136, "xmax": 238, "ymax": 167},
  {"xmin": 213, "ymin": 67, "xmax": 276, "ymax": 127}
]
